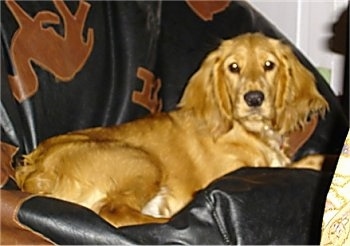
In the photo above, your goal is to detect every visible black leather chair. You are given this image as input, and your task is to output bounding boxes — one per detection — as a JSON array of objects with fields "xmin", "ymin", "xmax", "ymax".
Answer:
[{"xmin": 1, "ymin": 1, "xmax": 348, "ymax": 244}]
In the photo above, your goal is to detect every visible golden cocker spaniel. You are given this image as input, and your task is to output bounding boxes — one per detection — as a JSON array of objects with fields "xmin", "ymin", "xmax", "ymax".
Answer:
[{"xmin": 15, "ymin": 33, "xmax": 329, "ymax": 227}]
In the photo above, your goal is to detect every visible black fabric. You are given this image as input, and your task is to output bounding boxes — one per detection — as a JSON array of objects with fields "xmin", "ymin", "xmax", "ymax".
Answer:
[
  {"xmin": 18, "ymin": 168, "xmax": 332, "ymax": 245},
  {"xmin": 17, "ymin": 197, "xmax": 136, "ymax": 245},
  {"xmin": 1, "ymin": 1, "xmax": 162, "ymax": 153},
  {"xmin": 1, "ymin": 0, "xmax": 349, "ymax": 245}
]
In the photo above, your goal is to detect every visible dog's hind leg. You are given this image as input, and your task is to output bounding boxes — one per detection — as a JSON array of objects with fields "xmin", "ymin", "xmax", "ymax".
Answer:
[
  {"xmin": 98, "ymin": 171, "xmax": 170, "ymax": 227},
  {"xmin": 94, "ymin": 148, "xmax": 170, "ymax": 227}
]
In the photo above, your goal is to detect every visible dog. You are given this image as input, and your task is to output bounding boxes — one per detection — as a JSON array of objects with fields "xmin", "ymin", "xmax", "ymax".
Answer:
[{"xmin": 15, "ymin": 33, "xmax": 329, "ymax": 227}]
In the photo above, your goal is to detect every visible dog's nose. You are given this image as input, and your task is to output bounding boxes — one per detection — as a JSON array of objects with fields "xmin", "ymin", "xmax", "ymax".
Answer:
[{"xmin": 244, "ymin": 90, "xmax": 265, "ymax": 107}]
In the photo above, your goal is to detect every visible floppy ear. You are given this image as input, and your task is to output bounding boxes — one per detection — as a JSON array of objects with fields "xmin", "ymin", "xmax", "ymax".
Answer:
[
  {"xmin": 274, "ymin": 43, "xmax": 329, "ymax": 134},
  {"xmin": 178, "ymin": 49, "xmax": 233, "ymax": 137}
]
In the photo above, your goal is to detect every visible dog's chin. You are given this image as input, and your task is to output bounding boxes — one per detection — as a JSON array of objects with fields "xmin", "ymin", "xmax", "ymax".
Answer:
[
  {"xmin": 236, "ymin": 114, "xmax": 272, "ymax": 134},
  {"xmin": 240, "ymin": 119, "xmax": 265, "ymax": 133},
  {"xmin": 235, "ymin": 105, "xmax": 275, "ymax": 133}
]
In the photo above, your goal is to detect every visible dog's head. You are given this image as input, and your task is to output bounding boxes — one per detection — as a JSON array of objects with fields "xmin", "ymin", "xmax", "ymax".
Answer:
[{"xmin": 179, "ymin": 33, "xmax": 329, "ymax": 137}]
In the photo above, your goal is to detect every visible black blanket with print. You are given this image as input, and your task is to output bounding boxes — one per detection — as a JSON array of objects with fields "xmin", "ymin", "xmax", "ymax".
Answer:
[{"xmin": 1, "ymin": 1, "xmax": 348, "ymax": 244}]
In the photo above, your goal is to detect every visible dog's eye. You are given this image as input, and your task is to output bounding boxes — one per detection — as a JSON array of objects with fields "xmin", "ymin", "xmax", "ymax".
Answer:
[
  {"xmin": 264, "ymin": 60, "xmax": 275, "ymax": 71},
  {"xmin": 228, "ymin": 62, "xmax": 240, "ymax": 73}
]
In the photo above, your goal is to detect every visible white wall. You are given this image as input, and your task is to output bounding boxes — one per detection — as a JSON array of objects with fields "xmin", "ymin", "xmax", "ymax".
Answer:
[{"xmin": 250, "ymin": 0, "xmax": 348, "ymax": 96}]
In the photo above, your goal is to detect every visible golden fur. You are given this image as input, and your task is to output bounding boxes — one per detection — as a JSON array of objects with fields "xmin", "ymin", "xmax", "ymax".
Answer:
[{"xmin": 15, "ymin": 33, "xmax": 329, "ymax": 227}]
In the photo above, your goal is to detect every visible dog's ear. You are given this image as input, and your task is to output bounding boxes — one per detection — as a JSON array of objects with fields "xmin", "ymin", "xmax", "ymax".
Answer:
[
  {"xmin": 178, "ymin": 48, "xmax": 233, "ymax": 137},
  {"xmin": 274, "ymin": 42, "xmax": 329, "ymax": 134}
]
